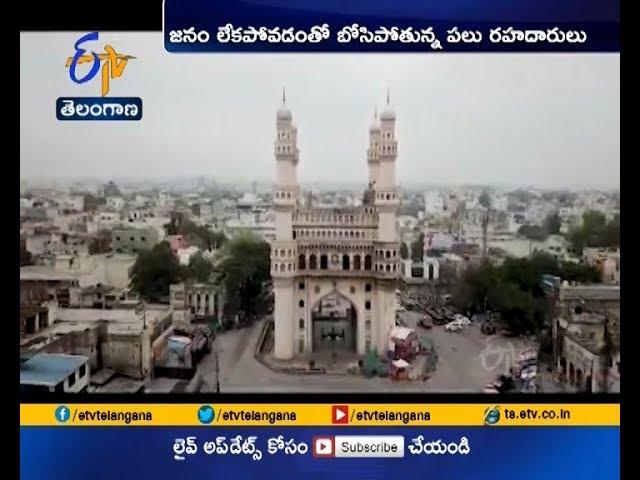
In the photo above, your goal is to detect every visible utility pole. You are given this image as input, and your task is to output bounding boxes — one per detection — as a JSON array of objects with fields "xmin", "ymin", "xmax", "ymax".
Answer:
[
  {"xmin": 214, "ymin": 350, "xmax": 221, "ymax": 393},
  {"xmin": 482, "ymin": 210, "xmax": 489, "ymax": 260}
]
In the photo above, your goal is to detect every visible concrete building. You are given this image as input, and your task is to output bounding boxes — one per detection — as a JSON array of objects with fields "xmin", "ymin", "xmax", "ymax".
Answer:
[
  {"xmin": 21, "ymin": 253, "xmax": 135, "ymax": 291},
  {"xmin": 583, "ymin": 248, "xmax": 620, "ymax": 284},
  {"xmin": 271, "ymin": 90, "xmax": 400, "ymax": 360},
  {"xmin": 111, "ymin": 226, "xmax": 160, "ymax": 254},
  {"xmin": 20, "ymin": 304, "xmax": 173, "ymax": 380},
  {"xmin": 170, "ymin": 281, "xmax": 225, "ymax": 326},
  {"xmin": 552, "ymin": 284, "xmax": 620, "ymax": 393},
  {"xmin": 20, "ymin": 353, "xmax": 90, "ymax": 393}
]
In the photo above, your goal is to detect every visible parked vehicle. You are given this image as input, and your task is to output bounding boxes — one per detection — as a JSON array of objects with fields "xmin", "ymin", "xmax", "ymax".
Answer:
[
  {"xmin": 445, "ymin": 320, "xmax": 464, "ymax": 332},
  {"xmin": 419, "ymin": 315, "xmax": 433, "ymax": 329},
  {"xmin": 453, "ymin": 314, "xmax": 471, "ymax": 326},
  {"xmin": 481, "ymin": 320, "xmax": 496, "ymax": 335},
  {"xmin": 483, "ymin": 384, "xmax": 500, "ymax": 393}
]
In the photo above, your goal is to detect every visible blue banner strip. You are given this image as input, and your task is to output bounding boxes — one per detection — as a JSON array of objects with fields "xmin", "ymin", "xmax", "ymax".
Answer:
[
  {"xmin": 21, "ymin": 426, "xmax": 619, "ymax": 480},
  {"xmin": 163, "ymin": 0, "xmax": 620, "ymax": 52}
]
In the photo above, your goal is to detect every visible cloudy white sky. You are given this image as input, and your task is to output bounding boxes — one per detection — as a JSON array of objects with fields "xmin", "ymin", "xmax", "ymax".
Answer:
[{"xmin": 20, "ymin": 32, "xmax": 619, "ymax": 189}]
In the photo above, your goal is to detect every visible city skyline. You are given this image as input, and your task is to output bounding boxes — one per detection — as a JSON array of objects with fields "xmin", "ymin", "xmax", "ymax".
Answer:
[{"xmin": 21, "ymin": 33, "xmax": 620, "ymax": 189}]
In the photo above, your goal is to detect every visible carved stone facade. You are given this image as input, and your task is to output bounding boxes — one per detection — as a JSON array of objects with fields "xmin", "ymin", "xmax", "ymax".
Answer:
[{"xmin": 271, "ymin": 90, "xmax": 400, "ymax": 359}]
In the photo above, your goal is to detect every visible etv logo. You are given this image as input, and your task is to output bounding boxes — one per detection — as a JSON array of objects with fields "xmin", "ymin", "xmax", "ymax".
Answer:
[
  {"xmin": 332, "ymin": 405, "xmax": 349, "ymax": 424},
  {"xmin": 66, "ymin": 32, "xmax": 136, "ymax": 97}
]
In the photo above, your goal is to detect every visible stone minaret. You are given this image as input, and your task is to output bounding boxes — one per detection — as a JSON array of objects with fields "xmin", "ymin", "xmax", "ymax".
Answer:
[
  {"xmin": 367, "ymin": 108, "xmax": 381, "ymax": 186},
  {"xmin": 272, "ymin": 88, "xmax": 299, "ymax": 360},
  {"xmin": 374, "ymin": 88, "xmax": 400, "ymax": 353}
]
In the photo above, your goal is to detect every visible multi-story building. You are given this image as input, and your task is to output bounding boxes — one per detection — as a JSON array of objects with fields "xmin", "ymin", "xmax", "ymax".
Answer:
[
  {"xmin": 111, "ymin": 226, "xmax": 160, "ymax": 254},
  {"xmin": 270, "ymin": 90, "xmax": 400, "ymax": 360},
  {"xmin": 552, "ymin": 284, "xmax": 620, "ymax": 393},
  {"xmin": 583, "ymin": 248, "xmax": 620, "ymax": 285}
]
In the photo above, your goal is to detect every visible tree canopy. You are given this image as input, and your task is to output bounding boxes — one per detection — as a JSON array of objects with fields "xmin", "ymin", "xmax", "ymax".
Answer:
[
  {"xmin": 164, "ymin": 212, "xmax": 227, "ymax": 250},
  {"xmin": 454, "ymin": 252, "xmax": 600, "ymax": 334},
  {"xmin": 187, "ymin": 251, "xmax": 215, "ymax": 282},
  {"xmin": 410, "ymin": 232, "xmax": 425, "ymax": 262},
  {"xmin": 568, "ymin": 210, "xmax": 619, "ymax": 255},
  {"xmin": 478, "ymin": 190, "xmax": 492, "ymax": 209},
  {"xmin": 129, "ymin": 241, "xmax": 186, "ymax": 302},
  {"xmin": 518, "ymin": 211, "xmax": 561, "ymax": 241},
  {"xmin": 216, "ymin": 233, "xmax": 271, "ymax": 318}
]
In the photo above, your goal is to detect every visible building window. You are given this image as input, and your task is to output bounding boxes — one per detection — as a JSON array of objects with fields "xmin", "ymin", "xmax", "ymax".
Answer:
[
  {"xmin": 116, "ymin": 236, "xmax": 121, "ymax": 241},
  {"xmin": 386, "ymin": 250, "xmax": 391, "ymax": 258},
  {"xmin": 365, "ymin": 283, "xmax": 372, "ymax": 292},
  {"xmin": 342, "ymin": 255, "xmax": 350, "ymax": 270},
  {"xmin": 299, "ymin": 319, "xmax": 304, "ymax": 329},
  {"xmin": 365, "ymin": 320, "xmax": 371, "ymax": 329},
  {"xmin": 320, "ymin": 255, "xmax": 328, "ymax": 269},
  {"xmin": 309, "ymin": 254, "xmax": 317, "ymax": 269},
  {"xmin": 353, "ymin": 255, "xmax": 361, "ymax": 270},
  {"xmin": 130, "ymin": 237, "xmax": 135, "ymax": 241},
  {"xmin": 141, "ymin": 237, "xmax": 146, "ymax": 242},
  {"xmin": 68, "ymin": 373, "xmax": 76, "ymax": 387},
  {"xmin": 299, "ymin": 282, "xmax": 305, "ymax": 290},
  {"xmin": 299, "ymin": 339, "xmax": 304, "ymax": 353},
  {"xmin": 365, "ymin": 301, "xmax": 371, "ymax": 310},
  {"xmin": 298, "ymin": 254, "xmax": 306, "ymax": 270},
  {"xmin": 299, "ymin": 300, "xmax": 304, "ymax": 307},
  {"xmin": 79, "ymin": 364, "xmax": 86, "ymax": 378},
  {"xmin": 364, "ymin": 255, "xmax": 372, "ymax": 270}
]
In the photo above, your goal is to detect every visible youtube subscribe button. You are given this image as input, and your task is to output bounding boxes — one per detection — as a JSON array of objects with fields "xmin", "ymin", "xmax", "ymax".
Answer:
[{"xmin": 315, "ymin": 436, "xmax": 404, "ymax": 458}]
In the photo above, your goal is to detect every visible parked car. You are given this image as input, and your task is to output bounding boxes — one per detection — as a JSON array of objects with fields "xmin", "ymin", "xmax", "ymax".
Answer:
[
  {"xmin": 445, "ymin": 320, "xmax": 464, "ymax": 332},
  {"xmin": 481, "ymin": 320, "xmax": 496, "ymax": 335},
  {"xmin": 483, "ymin": 384, "xmax": 500, "ymax": 393},
  {"xmin": 453, "ymin": 314, "xmax": 471, "ymax": 326},
  {"xmin": 419, "ymin": 315, "xmax": 433, "ymax": 329},
  {"xmin": 521, "ymin": 365, "xmax": 538, "ymax": 381}
]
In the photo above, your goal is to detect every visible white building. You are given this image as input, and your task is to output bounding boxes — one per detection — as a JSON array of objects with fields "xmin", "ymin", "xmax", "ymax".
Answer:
[
  {"xmin": 424, "ymin": 191, "xmax": 445, "ymax": 216},
  {"xmin": 271, "ymin": 90, "xmax": 400, "ymax": 359}
]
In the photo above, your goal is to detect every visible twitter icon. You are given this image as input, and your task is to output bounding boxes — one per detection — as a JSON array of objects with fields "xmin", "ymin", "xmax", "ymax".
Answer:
[{"xmin": 198, "ymin": 405, "xmax": 215, "ymax": 424}]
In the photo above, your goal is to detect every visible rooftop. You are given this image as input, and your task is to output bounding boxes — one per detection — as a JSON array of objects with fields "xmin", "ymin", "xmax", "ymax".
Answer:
[
  {"xmin": 560, "ymin": 284, "xmax": 620, "ymax": 301},
  {"xmin": 20, "ymin": 353, "xmax": 88, "ymax": 387}
]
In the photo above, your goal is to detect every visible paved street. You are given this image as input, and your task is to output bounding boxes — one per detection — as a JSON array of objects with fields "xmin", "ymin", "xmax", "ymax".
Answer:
[{"xmin": 197, "ymin": 312, "xmax": 535, "ymax": 393}]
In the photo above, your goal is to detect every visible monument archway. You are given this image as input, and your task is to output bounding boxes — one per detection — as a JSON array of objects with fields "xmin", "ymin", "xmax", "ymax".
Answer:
[{"xmin": 311, "ymin": 291, "xmax": 357, "ymax": 353}]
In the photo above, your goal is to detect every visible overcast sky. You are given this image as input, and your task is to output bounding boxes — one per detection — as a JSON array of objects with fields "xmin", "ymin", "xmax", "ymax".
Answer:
[{"xmin": 20, "ymin": 32, "xmax": 619, "ymax": 189}]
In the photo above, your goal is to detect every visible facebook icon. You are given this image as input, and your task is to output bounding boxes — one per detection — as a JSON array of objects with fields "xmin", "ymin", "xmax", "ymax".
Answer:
[{"xmin": 55, "ymin": 405, "xmax": 70, "ymax": 423}]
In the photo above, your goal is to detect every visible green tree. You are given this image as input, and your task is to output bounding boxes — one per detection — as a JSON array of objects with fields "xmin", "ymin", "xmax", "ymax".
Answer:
[
  {"xmin": 129, "ymin": 241, "xmax": 186, "ymax": 302},
  {"xmin": 400, "ymin": 242, "xmax": 409, "ymax": 260},
  {"xmin": 187, "ymin": 251, "xmax": 215, "ymax": 282},
  {"xmin": 478, "ymin": 190, "xmax": 492, "ymax": 209},
  {"xmin": 410, "ymin": 233, "xmax": 425, "ymax": 262},
  {"xmin": 543, "ymin": 212, "xmax": 561, "ymax": 236},
  {"xmin": 164, "ymin": 212, "xmax": 228, "ymax": 250},
  {"xmin": 454, "ymin": 253, "xmax": 600, "ymax": 334},
  {"xmin": 518, "ymin": 224, "xmax": 547, "ymax": 241},
  {"xmin": 217, "ymin": 233, "xmax": 271, "ymax": 318},
  {"xmin": 568, "ymin": 210, "xmax": 619, "ymax": 254}
]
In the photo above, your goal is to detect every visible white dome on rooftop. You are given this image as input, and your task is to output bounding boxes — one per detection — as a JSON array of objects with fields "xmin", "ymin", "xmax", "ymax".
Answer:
[
  {"xmin": 380, "ymin": 105, "xmax": 395, "ymax": 121},
  {"xmin": 277, "ymin": 106, "xmax": 291, "ymax": 121}
]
